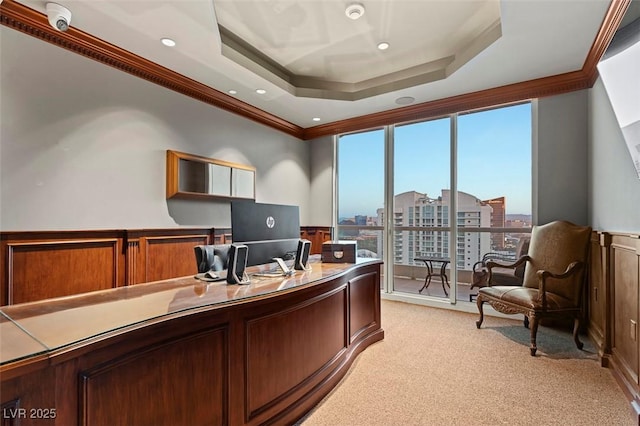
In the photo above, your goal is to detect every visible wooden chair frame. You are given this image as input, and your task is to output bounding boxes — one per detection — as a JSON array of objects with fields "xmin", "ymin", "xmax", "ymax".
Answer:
[{"xmin": 475, "ymin": 221, "xmax": 591, "ymax": 356}]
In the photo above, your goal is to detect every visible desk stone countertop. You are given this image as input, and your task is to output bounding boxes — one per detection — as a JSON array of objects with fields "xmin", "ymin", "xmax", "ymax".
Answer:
[{"xmin": 0, "ymin": 257, "xmax": 380, "ymax": 365}]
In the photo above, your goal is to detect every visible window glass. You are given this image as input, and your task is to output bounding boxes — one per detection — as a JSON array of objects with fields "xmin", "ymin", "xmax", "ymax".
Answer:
[
  {"xmin": 458, "ymin": 103, "xmax": 532, "ymax": 257},
  {"xmin": 337, "ymin": 130, "xmax": 384, "ymax": 258}
]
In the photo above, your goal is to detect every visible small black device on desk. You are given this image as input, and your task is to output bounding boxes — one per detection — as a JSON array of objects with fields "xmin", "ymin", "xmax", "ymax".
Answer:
[{"xmin": 322, "ymin": 241, "xmax": 357, "ymax": 263}]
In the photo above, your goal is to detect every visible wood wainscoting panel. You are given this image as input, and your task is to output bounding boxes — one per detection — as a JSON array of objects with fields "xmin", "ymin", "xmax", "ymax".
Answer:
[
  {"xmin": 213, "ymin": 228, "xmax": 232, "ymax": 245},
  {"xmin": 300, "ymin": 227, "xmax": 332, "ymax": 255},
  {"xmin": 141, "ymin": 234, "xmax": 209, "ymax": 283},
  {"xmin": 245, "ymin": 287, "xmax": 348, "ymax": 418},
  {"xmin": 79, "ymin": 327, "xmax": 228, "ymax": 426},
  {"xmin": 611, "ymin": 236, "xmax": 640, "ymax": 390},
  {"xmin": 589, "ymin": 232, "xmax": 609, "ymax": 360},
  {"xmin": 349, "ymin": 271, "xmax": 381, "ymax": 343},
  {"xmin": 125, "ymin": 238, "xmax": 141, "ymax": 285},
  {"xmin": 7, "ymin": 240, "xmax": 119, "ymax": 305}
]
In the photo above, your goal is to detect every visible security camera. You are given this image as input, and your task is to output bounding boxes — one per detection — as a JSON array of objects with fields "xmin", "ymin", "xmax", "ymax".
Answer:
[{"xmin": 45, "ymin": 3, "xmax": 72, "ymax": 32}]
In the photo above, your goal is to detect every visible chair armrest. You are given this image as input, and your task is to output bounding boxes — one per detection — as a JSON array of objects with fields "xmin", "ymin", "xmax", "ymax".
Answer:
[
  {"xmin": 475, "ymin": 252, "xmax": 519, "ymax": 272},
  {"xmin": 486, "ymin": 255, "xmax": 529, "ymax": 271},
  {"xmin": 472, "ymin": 260, "xmax": 484, "ymax": 272},
  {"xmin": 535, "ymin": 261, "xmax": 583, "ymax": 308},
  {"xmin": 485, "ymin": 255, "xmax": 530, "ymax": 286}
]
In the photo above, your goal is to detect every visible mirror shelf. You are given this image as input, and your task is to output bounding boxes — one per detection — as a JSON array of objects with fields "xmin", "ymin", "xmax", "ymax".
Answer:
[{"xmin": 166, "ymin": 150, "xmax": 256, "ymax": 200}]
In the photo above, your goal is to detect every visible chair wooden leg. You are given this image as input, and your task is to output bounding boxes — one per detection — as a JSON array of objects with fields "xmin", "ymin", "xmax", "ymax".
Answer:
[
  {"xmin": 476, "ymin": 297, "xmax": 484, "ymax": 329},
  {"xmin": 573, "ymin": 317, "xmax": 584, "ymax": 350},
  {"xmin": 529, "ymin": 315, "xmax": 539, "ymax": 356}
]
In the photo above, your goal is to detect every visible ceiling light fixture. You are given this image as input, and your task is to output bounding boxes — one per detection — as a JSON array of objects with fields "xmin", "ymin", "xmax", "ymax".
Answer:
[
  {"xmin": 161, "ymin": 38, "xmax": 176, "ymax": 47},
  {"xmin": 395, "ymin": 96, "xmax": 415, "ymax": 105},
  {"xmin": 228, "ymin": 90, "xmax": 237, "ymax": 95},
  {"xmin": 312, "ymin": 117, "xmax": 321, "ymax": 122},
  {"xmin": 256, "ymin": 89, "xmax": 266, "ymax": 94},
  {"xmin": 377, "ymin": 42, "xmax": 390, "ymax": 50},
  {"xmin": 345, "ymin": 3, "xmax": 365, "ymax": 20}
]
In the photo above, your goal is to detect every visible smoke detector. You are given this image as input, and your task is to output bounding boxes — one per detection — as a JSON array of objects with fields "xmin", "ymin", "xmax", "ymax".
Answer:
[{"xmin": 345, "ymin": 3, "xmax": 365, "ymax": 20}]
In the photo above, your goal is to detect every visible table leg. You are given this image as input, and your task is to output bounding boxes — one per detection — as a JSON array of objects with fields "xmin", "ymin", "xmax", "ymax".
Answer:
[
  {"xmin": 418, "ymin": 261, "xmax": 433, "ymax": 293},
  {"xmin": 439, "ymin": 262, "xmax": 450, "ymax": 296}
]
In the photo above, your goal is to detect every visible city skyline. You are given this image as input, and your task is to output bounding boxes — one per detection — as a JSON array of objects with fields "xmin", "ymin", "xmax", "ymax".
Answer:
[
  {"xmin": 337, "ymin": 190, "xmax": 533, "ymax": 270},
  {"xmin": 338, "ymin": 212, "xmax": 532, "ymax": 224},
  {"xmin": 338, "ymin": 103, "xmax": 532, "ymax": 218}
]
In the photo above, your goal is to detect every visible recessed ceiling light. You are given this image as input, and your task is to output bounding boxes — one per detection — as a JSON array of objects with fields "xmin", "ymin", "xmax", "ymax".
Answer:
[
  {"xmin": 377, "ymin": 42, "xmax": 390, "ymax": 50},
  {"xmin": 312, "ymin": 117, "xmax": 321, "ymax": 122},
  {"xmin": 395, "ymin": 96, "xmax": 415, "ymax": 105},
  {"xmin": 228, "ymin": 90, "xmax": 237, "ymax": 95},
  {"xmin": 256, "ymin": 89, "xmax": 266, "ymax": 94},
  {"xmin": 160, "ymin": 38, "xmax": 176, "ymax": 47},
  {"xmin": 345, "ymin": 3, "xmax": 365, "ymax": 20}
]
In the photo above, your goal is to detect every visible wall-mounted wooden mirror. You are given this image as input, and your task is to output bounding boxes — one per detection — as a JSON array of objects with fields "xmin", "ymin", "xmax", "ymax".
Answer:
[{"xmin": 166, "ymin": 150, "xmax": 255, "ymax": 200}]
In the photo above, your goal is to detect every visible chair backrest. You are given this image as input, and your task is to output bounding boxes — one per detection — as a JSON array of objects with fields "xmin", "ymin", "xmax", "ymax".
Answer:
[
  {"xmin": 194, "ymin": 244, "xmax": 231, "ymax": 273},
  {"xmin": 513, "ymin": 235, "xmax": 531, "ymax": 279},
  {"xmin": 522, "ymin": 221, "xmax": 592, "ymax": 304}
]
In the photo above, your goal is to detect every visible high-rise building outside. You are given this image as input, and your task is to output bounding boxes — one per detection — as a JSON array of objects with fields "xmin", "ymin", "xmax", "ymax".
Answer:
[
  {"xmin": 354, "ymin": 215, "xmax": 367, "ymax": 226},
  {"xmin": 376, "ymin": 190, "xmax": 492, "ymax": 269},
  {"xmin": 483, "ymin": 197, "xmax": 506, "ymax": 250}
]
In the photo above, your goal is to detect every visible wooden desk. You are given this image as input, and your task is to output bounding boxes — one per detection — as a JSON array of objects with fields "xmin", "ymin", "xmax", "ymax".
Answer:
[
  {"xmin": 0, "ymin": 258, "xmax": 383, "ymax": 426},
  {"xmin": 414, "ymin": 257, "xmax": 451, "ymax": 296}
]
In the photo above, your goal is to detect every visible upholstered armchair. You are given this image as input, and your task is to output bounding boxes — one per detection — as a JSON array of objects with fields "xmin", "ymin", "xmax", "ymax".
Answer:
[
  {"xmin": 475, "ymin": 221, "xmax": 592, "ymax": 356},
  {"xmin": 470, "ymin": 236, "xmax": 531, "ymax": 290}
]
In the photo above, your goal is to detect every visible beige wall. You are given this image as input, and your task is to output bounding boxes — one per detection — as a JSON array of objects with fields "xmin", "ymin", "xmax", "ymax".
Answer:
[
  {"xmin": 2, "ymin": 25, "xmax": 638, "ymax": 234},
  {"xmin": 589, "ymin": 77, "xmax": 640, "ymax": 233},
  {"xmin": 0, "ymin": 27, "xmax": 311, "ymax": 231},
  {"xmin": 534, "ymin": 91, "xmax": 589, "ymax": 226}
]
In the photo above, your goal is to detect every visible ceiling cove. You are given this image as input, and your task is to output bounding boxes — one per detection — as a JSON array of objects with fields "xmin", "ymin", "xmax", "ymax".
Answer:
[
  {"xmin": 214, "ymin": 1, "xmax": 502, "ymax": 101},
  {"xmin": 0, "ymin": 0, "xmax": 631, "ymax": 141}
]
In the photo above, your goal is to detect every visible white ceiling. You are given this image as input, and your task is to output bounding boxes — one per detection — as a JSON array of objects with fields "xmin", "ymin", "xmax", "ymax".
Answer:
[
  {"xmin": 214, "ymin": 0, "xmax": 502, "ymax": 100},
  {"xmin": 15, "ymin": 0, "xmax": 615, "ymax": 128}
]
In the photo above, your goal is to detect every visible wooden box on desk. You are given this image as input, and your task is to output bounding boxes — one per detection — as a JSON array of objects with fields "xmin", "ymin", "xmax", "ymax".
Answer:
[{"xmin": 321, "ymin": 241, "xmax": 357, "ymax": 263}]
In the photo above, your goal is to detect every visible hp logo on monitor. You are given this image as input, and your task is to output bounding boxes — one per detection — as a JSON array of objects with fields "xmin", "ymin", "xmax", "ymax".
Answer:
[{"xmin": 266, "ymin": 216, "xmax": 275, "ymax": 228}]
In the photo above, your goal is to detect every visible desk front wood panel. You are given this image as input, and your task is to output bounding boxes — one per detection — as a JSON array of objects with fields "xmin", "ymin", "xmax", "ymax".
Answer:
[
  {"xmin": 0, "ymin": 261, "xmax": 383, "ymax": 426},
  {"xmin": 1, "ymin": 367, "xmax": 56, "ymax": 426},
  {"xmin": 79, "ymin": 326, "xmax": 228, "ymax": 426},
  {"xmin": 245, "ymin": 287, "xmax": 347, "ymax": 419},
  {"xmin": 349, "ymin": 271, "xmax": 380, "ymax": 343}
]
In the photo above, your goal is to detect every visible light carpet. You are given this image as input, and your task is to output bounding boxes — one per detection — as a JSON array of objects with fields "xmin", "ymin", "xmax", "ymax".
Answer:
[{"xmin": 300, "ymin": 299, "xmax": 635, "ymax": 426}]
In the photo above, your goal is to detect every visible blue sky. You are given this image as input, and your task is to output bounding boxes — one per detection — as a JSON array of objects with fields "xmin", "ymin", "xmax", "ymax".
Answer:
[{"xmin": 338, "ymin": 102, "xmax": 532, "ymax": 218}]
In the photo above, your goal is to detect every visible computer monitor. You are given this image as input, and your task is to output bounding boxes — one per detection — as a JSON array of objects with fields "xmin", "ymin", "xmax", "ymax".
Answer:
[{"xmin": 231, "ymin": 200, "xmax": 300, "ymax": 267}]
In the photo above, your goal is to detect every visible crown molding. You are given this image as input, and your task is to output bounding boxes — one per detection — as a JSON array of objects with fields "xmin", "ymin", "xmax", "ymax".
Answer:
[
  {"xmin": 1, "ymin": 0, "xmax": 630, "ymax": 141},
  {"xmin": 583, "ymin": 0, "xmax": 631, "ymax": 86},
  {"xmin": 0, "ymin": 0, "xmax": 304, "ymax": 139},
  {"xmin": 303, "ymin": 0, "xmax": 631, "ymax": 140},
  {"xmin": 302, "ymin": 69, "xmax": 590, "ymax": 140}
]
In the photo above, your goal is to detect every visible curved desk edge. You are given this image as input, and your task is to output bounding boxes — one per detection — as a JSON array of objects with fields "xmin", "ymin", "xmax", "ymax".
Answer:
[{"xmin": 1, "ymin": 260, "xmax": 383, "ymax": 426}]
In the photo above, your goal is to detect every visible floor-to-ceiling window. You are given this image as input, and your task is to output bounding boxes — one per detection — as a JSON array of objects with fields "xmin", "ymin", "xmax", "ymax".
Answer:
[
  {"xmin": 336, "ymin": 102, "xmax": 532, "ymax": 306},
  {"xmin": 393, "ymin": 118, "xmax": 451, "ymax": 299},
  {"xmin": 336, "ymin": 129, "xmax": 385, "ymax": 271},
  {"xmin": 456, "ymin": 103, "xmax": 532, "ymax": 302}
]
